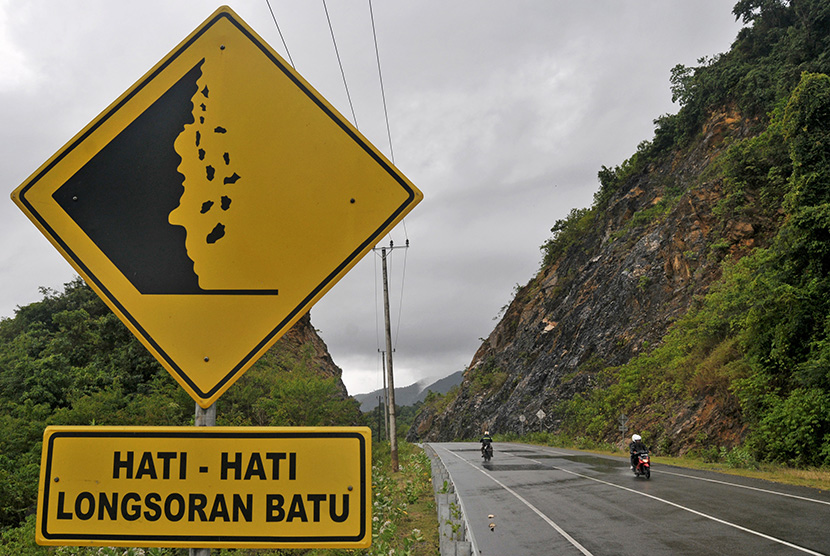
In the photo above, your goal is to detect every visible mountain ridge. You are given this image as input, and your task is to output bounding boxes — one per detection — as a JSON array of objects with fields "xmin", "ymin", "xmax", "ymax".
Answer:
[{"xmin": 354, "ymin": 371, "xmax": 463, "ymax": 411}]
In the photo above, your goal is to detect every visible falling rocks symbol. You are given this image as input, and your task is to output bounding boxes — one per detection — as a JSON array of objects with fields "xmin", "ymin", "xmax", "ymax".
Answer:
[
  {"xmin": 13, "ymin": 6, "xmax": 423, "ymax": 409},
  {"xmin": 53, "ymin": 61, "xmax": 207, "ymax": 295}
]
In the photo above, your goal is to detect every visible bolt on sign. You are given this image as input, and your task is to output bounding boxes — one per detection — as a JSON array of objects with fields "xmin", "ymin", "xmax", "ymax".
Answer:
[
  {"xmin": 11, "ymin": 6, "xmax": 423, "ymax": 408},
  {"xmin": 37, "ymin": 427, "xmax": 371, "ymax": 549}
]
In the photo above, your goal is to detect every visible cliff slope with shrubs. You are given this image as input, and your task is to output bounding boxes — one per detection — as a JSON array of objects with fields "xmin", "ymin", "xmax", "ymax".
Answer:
[{"xmin": 410, "ymin": 0, "xmax": 830, "ymax": 468}]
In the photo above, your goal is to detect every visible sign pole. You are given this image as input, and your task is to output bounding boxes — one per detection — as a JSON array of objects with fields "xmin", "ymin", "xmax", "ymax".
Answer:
[
  {"xmin": 21, "ymin": 7, "xmax": 412, "ymax": 551},
  {"xmin": 194, "ymin": 402, "xmax": 216, "ymax": 427},
  {"xmin": 191, "ymin": 402, "xmax": 215, "ymax": 556},
  {"xmin": 619, "ymin": 413, "xmax": 628, "ymax": 444}
]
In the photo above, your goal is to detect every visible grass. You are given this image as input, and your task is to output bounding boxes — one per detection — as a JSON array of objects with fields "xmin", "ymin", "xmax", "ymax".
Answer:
[
  {"xmin": 216, "ymin": 440, "xmax": 440, "ymax": 556},
  {"xmin": 358, "ymin": 441, "xmax": 439, "ymax": 556}
]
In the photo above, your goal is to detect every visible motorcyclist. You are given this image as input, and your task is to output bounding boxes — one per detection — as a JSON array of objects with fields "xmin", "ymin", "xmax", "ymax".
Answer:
[
  {"xmin": 480, "ymin": 430, "xmax": 493, "ymax": 458},
  {"xmin": 629, "ymin": 434, "xmax": 647, "ymax": 470}
]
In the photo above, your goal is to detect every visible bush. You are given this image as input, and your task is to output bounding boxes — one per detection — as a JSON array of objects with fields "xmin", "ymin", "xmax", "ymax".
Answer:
[
  {"xmin": 539, "ymin": 207, "xmax": 595, "ymax": 268},
  {"xmin": 756, "ymin": 388, "xmax": 830, "ymax": 466}
]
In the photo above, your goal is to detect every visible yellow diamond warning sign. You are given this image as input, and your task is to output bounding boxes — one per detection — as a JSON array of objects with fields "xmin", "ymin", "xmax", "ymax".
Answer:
[
  {"xmin": 11, "ymin": 6, "xmax": 423, "ymax": 407},
  {"xmin": 37, "ymin": 426, "xmax": 371, "ymax": 548}
]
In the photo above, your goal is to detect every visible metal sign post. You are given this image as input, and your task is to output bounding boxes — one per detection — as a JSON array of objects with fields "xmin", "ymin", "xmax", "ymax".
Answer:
[
  {"xmin": 191, "ymin": 403, "xmax": 215, "ymax": 556},
  {"xmin": 619, "ymin": 413, "xmax": 629, "ymax": 442}
]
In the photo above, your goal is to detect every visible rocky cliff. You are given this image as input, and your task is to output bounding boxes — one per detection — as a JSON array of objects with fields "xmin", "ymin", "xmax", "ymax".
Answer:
[
  {"xmin": 408, "ymin": 108, "xmax": 775, "ymax": 450},
  {"xmin": 282, "ymin": 311, "xmax": 349, "ymax": 397}
]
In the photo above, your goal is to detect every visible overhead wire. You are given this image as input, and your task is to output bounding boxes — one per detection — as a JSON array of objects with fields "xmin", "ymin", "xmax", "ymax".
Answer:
[
  {"xmin": 265, "ymin": 0, "xmax": 295, "ymax": 68},
  {"xmin": 322, "ymin": 0, "xmax": 359, "ymax": 128},
  {"xmin": 264, "ymin": 0, "xmax": 410, "ymax": 381},
  {"xmin": 368, "ymin": 0, "xmax": 395, "ymax": 165},
  {"xmin": 374, "ymin": 247, "xmax": 382, "ymax": 363},
  {"xmin": 367, "ymin": 0, "xmax": 410, "ymax": 246},
  {"xmin": 393, "ymin": 245, "xmax": 409, "ymax": 349}
]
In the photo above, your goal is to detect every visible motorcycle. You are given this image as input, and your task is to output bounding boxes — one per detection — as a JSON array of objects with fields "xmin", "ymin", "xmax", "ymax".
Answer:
[
  {"xmin": 481, "ymin": 442, "xmax": 493, "ymax": 462},
  {"xmin": 632, "ymin": 450, "xmax": 650, "ymax": 479}
]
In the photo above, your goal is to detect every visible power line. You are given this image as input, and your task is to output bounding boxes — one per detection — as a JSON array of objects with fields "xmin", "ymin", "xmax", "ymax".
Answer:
[
  {"xmin": 368, "ymin": 0, "xmax": 395, "ymax": 164},
  {"xmin": 265, "ymin": 0, "xmax": 295, "ymax": 68},
  {"xmin": 263, "ymin": 1, "xmax": 412, "ymax": 419},
  {"xmin": 374, "ymin": 246, "xmax": 382, "ymax": 353},
  {"xmin": 393, "ymin": 242, "xmax": 409, "ymax": 349},
  {"xmin": 322, "ymin": 0, "xmax": 359, "ymax": 128},
  {"xmin": 368, "ymin": 0, "xmax": 410, "ymax": 246}
]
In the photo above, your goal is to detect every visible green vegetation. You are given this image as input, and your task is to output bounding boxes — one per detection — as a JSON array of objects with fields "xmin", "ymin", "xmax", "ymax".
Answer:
[
  {"xmin": 663, "ymin": 0, "xmax": 830, "ymax": 153},
  {"xmin": 0, "ymin": 279, "xmax": 439, "ymax": 554},
  {"xmin": 541, "ymin": 1, "xmax": 830, "ymax": 469},
  {"xmin": 353, "ymin": 442, "xmax": 438, "ymax": 556},
  {"xmin": 219, "ymin": 343, "xmax": 362, "ymax": 428},
  {"xmin": 362, "ymin": 401, "xmax": 423, "ymax": 443},
  {"xmin": 420, "ymin": 387, "xmax": 459, "ymax": 417},
  {"xmin": 560, "ymin": 70, "xmax": 830, "ymax": 468},
  {"xmin": 540, "ymin": 207, "xmax": 596, "ymax": 267},
  {"xmin": 467, "ymin": 357, "xmax": 508, "ymax": 395},
  {"xmin": 0, "ymin": 279, "xmax": 443, "ymax": 554}
]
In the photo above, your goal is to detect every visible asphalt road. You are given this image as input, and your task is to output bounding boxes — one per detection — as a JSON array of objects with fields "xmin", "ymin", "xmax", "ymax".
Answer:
[{"xmin": 429, "ymin": 442, "xmax": 830, "ymax": 556}]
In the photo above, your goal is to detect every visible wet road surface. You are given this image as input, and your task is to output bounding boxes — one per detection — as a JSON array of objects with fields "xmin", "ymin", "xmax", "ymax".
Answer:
[{"xmin": 429, "ymin": 442, "xmax": 830, "ymax": 556}]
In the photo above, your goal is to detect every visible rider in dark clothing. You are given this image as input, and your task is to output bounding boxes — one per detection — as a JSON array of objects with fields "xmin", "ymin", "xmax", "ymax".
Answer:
[
  {"xmin": 629, "ymin": 434, "xmax": 647, "ymax": 469},
  {"xmin": 480, "ymin": 431, "xmax": 493, "ymax": 457}
]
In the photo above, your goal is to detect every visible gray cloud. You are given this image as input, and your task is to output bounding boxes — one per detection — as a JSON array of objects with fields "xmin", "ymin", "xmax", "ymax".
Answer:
[{"xmin": 0, "ymin": 1, "xmax": 742, "ymax": 395}]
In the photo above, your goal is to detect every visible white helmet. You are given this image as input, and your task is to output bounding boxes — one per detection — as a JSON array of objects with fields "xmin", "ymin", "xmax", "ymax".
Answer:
[{"xmin": 632, "ymin": 434, "xmax": 641, "ymax": 442}]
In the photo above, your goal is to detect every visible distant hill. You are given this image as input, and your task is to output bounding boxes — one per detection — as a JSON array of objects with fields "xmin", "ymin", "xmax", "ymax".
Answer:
[{"xmin": 354, "ymin": 371, "xmax": 463, "ymax": 412}]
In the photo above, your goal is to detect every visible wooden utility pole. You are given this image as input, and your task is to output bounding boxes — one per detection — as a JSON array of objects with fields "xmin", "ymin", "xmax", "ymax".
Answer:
[
  {"xmin": 375, "ymin": 239, "xmax": 408, "ymax": 472},
  {"xmin": 380, "ymin": 244, "xmax": 398, "ymax": 471},
  {"xmin": 380, "ymin": 350, "xmax": 390, "ymax": 440}
]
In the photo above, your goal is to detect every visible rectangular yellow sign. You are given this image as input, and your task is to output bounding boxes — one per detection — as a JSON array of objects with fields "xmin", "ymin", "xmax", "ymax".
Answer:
[{"xmin": 37, "ymin": 426, "xmax": 371, "ymax": 548}]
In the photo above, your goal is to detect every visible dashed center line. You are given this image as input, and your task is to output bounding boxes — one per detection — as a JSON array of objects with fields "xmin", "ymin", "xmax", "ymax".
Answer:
[{"xmin": 521, "ymin": 449, "xmax": 825, "ymax": 556}]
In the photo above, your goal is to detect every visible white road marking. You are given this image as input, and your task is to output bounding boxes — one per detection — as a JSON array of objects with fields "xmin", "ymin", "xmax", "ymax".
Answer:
[
  {"xmin": 432, "ymin": 445, "xmax": 480, "ymax": 555},
  {"xmin": 657, "ymin": 469, "xmax": 830, "ymax": 506},
  {"xmin": 517, "ymin": 447, "xmax": 825, "ymax": 556},
  {"xmin": 438, "ymin": 445, "xmax": 594, "ymax": 556}
]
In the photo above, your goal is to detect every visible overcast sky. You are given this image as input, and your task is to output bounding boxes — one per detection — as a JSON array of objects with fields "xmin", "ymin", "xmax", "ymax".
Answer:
[{"xmin": 0, "ymin": 1, "xmax": 743, "ymax": 396}]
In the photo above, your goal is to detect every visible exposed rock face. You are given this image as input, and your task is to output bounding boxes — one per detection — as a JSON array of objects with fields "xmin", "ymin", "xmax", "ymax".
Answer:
[
  {"xmin": 281, "ymin": 311, "xmax": 349, "ymax": 398},
  {"xmin": 409, "ymin": 110, "xmax": 769, "ymax": 451}
]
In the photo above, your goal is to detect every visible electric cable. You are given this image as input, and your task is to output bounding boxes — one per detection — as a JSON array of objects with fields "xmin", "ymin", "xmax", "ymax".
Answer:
[
  {"xmin": 369, "ymin": 0, "xmax": 410, "ymax": 246},
  {"xmin": 393, "ymin": 244, "xmax": 409, "ymax": 349},
  {"xmin": 368, "ymin": 0, "xmax": 395, "ymax": 164},
  {"xmin": 374, "ymin": 246, "xmax": 382, "ymax": 354},
  {"xmin": 323, "ymin": 0, "xmax": 359, "ymax": 128},
  {"xmin": 265, "ymin": 0, "xmax": 295, "ymax": 68},
  {"xmin": 263, "ymin": 0, "xmax": 409, "ymax": 393}
]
